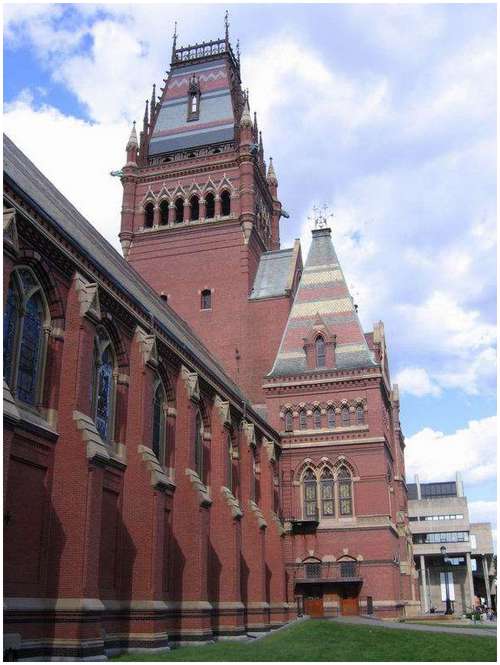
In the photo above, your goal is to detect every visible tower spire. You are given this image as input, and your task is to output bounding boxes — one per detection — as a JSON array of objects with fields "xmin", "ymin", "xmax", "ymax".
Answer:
[
  {"xmin": 150, "ymin": 83, "xmax": 156, "ymax": 123},
  {"xmin": 126, "ymin": 121, "xmax": 138, "ymax": 150},
  {"xmin": 171, "ymin": 21, "xmax": 178, "ymax": 62},
  {"xmin": 143, "ymin": 99, "xmax": 149, "ymax": 135},
  {"xmin": 240, "ymin": 97, "xmax": 252, "ymax": 128},
  {"xmin": 224, "ymin": 9, "xmax": 230, "ymax": 45},
  {"xmin": 267, "ymin": 157, "xmax": 277, "ymax": 185}
]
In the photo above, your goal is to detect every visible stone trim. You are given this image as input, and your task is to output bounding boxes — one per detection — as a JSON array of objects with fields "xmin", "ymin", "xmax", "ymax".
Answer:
[
  {"xmin": 4, "ymin": 596, "xmax": 105, "ymax": 611},
  {"xmin": 73, "ymin": 410, "xmax": 126, "ymax": 467},
  {"xmin": 137, "ymin": 445, "xmax": 175, "ymax": 492},
  {"xmin": 185, "ymin": 468, "xmax": 212, "ymax": 506},
  {"xmin": 181, "ymin": 365, "xmax": 200, "ymax": 401},
  {"xmin": 242, "ymin": 420, "xmax": 256, "ymax": 448},
  {"xmin": 135, "ymin": 326, "xmax": 159, "ymax": 368},
  {"xmin": 248, "ymin": 500, "xmax": 267, "ymax": 529},
  {"xmin": 214, "ymin": 394, "xmax": 231, "ymax": 426},
  {"xmin": 220, "ymin": 486, "xmax": 243, "ymax": 518},
  {"xmin": 74, "ymin": 272, "xmax": 101, "ymax": 322},
  {"xmin": 263, "ymin": 438, "xmax": 276, "ymax": 462},
  {"xmin": 4, "ymin": 207, "xmax": 19, "ymax": 256},
  {"xmin": 271, "ymin": 510, "xmax": 285, "ymax": 536},
  {"xmin": 283, "ymin": 436, "xmax": 386, "ymax": 449},
  {"xmin": 3, "ymin": 380, "xmax": 20, "ymax": 424}
]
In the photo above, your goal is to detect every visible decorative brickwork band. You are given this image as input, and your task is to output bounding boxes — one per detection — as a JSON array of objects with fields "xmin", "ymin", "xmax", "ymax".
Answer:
[
  {"xmin": 135, "ymin": 326, "xmax": 159, "ymax": 368},
  {"xmin": 181, "ymin": 365, "xmax": 200, "ymax": 401},
  {"xmin": 137, "ymin": 445, "xmax": 175, "ymax": 492},
  {"xmin": 220, "ymin": 486, "xmax": 243, "ymax": 518},
  {"xmin": 185, "ymin": 467, "xmax": 212, "ymax": 506},
  {"xmin": 73, "ymin": 273, "xmax": 101, "ymax": 322}
]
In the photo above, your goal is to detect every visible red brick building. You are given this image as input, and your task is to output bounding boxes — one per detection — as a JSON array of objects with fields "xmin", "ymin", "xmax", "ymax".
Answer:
[{"xmin": 3, "ymin": 24, "xmax": 418, "ymax": 661}]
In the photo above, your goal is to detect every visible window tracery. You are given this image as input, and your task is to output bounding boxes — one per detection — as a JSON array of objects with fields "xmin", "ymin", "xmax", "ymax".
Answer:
[
  {"xmin": 92, "ymin": 327, "xmax": 116, "ymax": 443},
  {"xmin": 152, "ymin": 377, "xmax": 167, "ymax": 463}
]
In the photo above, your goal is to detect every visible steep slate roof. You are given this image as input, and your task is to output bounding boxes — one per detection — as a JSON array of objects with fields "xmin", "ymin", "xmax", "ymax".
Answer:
[
  {"xmin": 149, "ymin": 58, "xmax": 235, "ymax": 155},
  {"xmin": 250, "ymin": 248, "xmax": 295, "ymax": 300},
  {"xmin": 3, "ymin": 135, "xmax": 276, "ymax": 439},
  {"xmin": 268, "ymin": 227, "xmax": 376, "ymax": 377}
]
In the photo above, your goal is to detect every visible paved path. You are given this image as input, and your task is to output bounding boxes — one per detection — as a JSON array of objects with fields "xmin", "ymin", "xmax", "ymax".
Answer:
[{"xmin": 331, "ymin": 616, "xmax": 497, "ymax": 638}]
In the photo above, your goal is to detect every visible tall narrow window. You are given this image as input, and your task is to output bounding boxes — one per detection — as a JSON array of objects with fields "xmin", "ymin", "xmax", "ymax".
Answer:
[
  {"xmin": 356, "ymin": 404, "xmax": 365, "ymax": 424},
  {"xmin": 313, "ymin": 408, "xmax": 322, "ymax": 429},
  {"xmin": 190, "ymin": 195, "xmax": 200, "ymax": 221},
  {"xmin": 191, "ymin": 94, "xmax": 198, "ymax": 114},
  {"xmin": 194, "ymin": 410, "xmax": 203, "ymax": 479},
  {"xmin": 175, "ymin": 198, "xmax": 184, "ymax": 224},
  {"xmin": 152, "ymin": 378, "xmax": 167, "ymax": 463},
  {"xmin": 159, "ymin": 200, "xmax": 169, "ymax": 226},
  {"xmin": 320, "ymin": 468, "xmax": 335, "ymax": 517},
  {"xmin": 144, "ymin": 202, "xmax": 154, "ymax": 228},
  {"xmin": 3, "ymin": 267, "xmax": 48, "ymax": 406},
  {"xmin": 284, "ymin": 411, "xmax": 293, "ymax": 432},
  {"xmin": 303, "ymin": 469, "xmax": 318, "ymax": 519},
  {"xmin": 92, "ymin": 327, "xmax": 116, "ymax": 443},
  {"xmin": 341, "ymin": 405, "xmax": 350, "ymax": 426},
  {"xmin": 299, "ymin": 409, "xmax": 307, "ymax": 429},
  {"xmin": 226, "ymin": 432, "xmax": 233, "ymax": 492},
  {"xmin": 201, "ymin": 289, "xmax": 212, "ymax": 310},
  {"xmin": 220, "ymin": 190, "xmax": 231, "ymax": 216},
  {"xmin": 315, "ymin": 336, "xmax": 326, "ymax": 368},
  {"xmin": 205, "ymin": 193, "xmax": 215, "ymax": 219},
  {"xmin": 327, "ymin": 407, "xmax": 335, "ymax": 429},
  {"xmin": 338, "ymin": 467, "xmax": 353, "ymax": 516}
]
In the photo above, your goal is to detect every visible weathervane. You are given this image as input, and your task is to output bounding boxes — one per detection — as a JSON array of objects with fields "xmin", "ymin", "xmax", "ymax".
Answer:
[{"xmin": 308, "ymin": 204, "xmax": 333, "ymax": 230}]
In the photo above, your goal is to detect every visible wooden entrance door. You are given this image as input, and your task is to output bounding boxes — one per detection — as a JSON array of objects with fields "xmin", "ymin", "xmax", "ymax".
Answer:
[
  {"xmin": 340, "ymin": 588, "xmax": 359, "ymax": 616},
  {"xmin": 304, "ymin": 586, "xmax": 324, "ymax": 617}
]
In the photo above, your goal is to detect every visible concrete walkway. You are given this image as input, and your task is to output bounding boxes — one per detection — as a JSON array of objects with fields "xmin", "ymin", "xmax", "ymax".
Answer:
[{"xmin": 331, "ymin": 616, "xmax": 497, "ymax": 638}]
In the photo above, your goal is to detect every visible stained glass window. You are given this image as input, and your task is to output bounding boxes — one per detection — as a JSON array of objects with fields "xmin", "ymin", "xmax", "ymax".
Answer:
[
  {"xmin": 194, "ymin": 410, "xmax": 203, "ymax": 478},
  {"xmin": 327, "ymin": 407, "xmax": 335, "ymax": 429},
  {"xmin": 284, "ymin": 411, "xmax": 293, "ymax": 432},
  {"xmin": 152, "ymin": 380, "xmax": 166, "ymax": 462},
  {"xmin": 3, "ymin": 268, "xmax": 48, "ymax": 406},
  {"xmin": 93, "ymin": 328, "xmax": 115, "ymax": 443},
  {"xmin": 227, "ymin": 432, "xmax": 233, "ymax": 491},
  {"xmin": 321, "ymin": 468, "xmax": 334, "ymax": 517},
  {"xmin": 303, "ymin": 469, "xmax": 318, "ymax": 518},
  {"xmin": 338, "ymin": 467, "xmax": 353, "ymax": 516}
]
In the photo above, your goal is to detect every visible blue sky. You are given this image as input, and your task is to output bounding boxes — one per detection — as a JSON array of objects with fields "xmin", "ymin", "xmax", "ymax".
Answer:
[{"xmin": 4, "ymin": 3, "xmax": 497, "ymax": 538}]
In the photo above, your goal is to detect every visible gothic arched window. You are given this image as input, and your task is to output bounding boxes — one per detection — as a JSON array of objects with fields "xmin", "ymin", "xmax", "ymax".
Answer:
[
  {"xmin": 92, "ymin": 327, "xmax": 116, "ymax": 443},
  {"xmin": 299, "ymin": 409, "xmax": 307, "ymax": 430},
  {"xmin": 315, "ymin": 335, "xmax": 326, "ymax": 368},
  {"xmin": 194, "ymin": 409, "xmax": 204, "ymax": 479},
  {"xmin": 152, "ymin": 377, "xmax": 167, "ymax": 463},
  {"xmin": 144, "ymin": 202, "xmax": 154, "ymax": 228},
  {"xmin": 338, "ymin": 467, "xmax": 353, "ymax": 516},
  {"xmin": 313, "ymin": 408, "xmax": 322, "ymax": 429},
  {"xmin": 3, "ymin": 267, "xmax": 49, "ymax": 406},
  {"xmin": 201, "ymin": 289, "xmax": 212, "ymax": 310},
  {"xmin": 356, "ymin": 404, "xmax": 365, "ymax": 424},
  {"xmin": 226, "ymin": 431, "xmax": 234, "ymax": 492},
  {"xmin": 190, "ymin": 195, "xmax": 200, "ymax": 221},
  {"xmin": 205, "ymin": 192, "xmax": 215, "ymax": 219},
  {"xmin": 175, "ymin": 198, "xmax": 184, "ymax": 224},
  {"xmin": 320, "ymin": 468, "xmax": 334, "ymax": 517},
  {"xmin": 159, "ymin": 200, "xmax": 169, "ymax": 226},
  {"xmin": 327, "ymin": 407, "xmax": 335, "ymax": 429},
  {"xmin": 303, "ymin": 468, "xmax": 318, "ymax": 519},
  {"xmin": 284, "ymin": 411, "xmax": 293, "ymax": 432},
  {"xmin": 341, "ymin": 405, "xmax": 350, "ymax": 427},
  {"xmin": 220, "ymin": 190, "xmax": 231, "ymax": 217}
]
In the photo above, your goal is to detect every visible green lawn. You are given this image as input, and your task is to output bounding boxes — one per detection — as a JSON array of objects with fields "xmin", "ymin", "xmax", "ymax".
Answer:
[{"xmin": 113, "ymin": 618, "xmax": 497, "ymax": 662}]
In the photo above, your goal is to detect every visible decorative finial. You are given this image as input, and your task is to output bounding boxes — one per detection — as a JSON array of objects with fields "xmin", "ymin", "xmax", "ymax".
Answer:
[
  {"xmin": 171, "ymin": 21, "xmax": 178, "ymax": 61},
  {"xmin": 126, "ymin": 120, "xmax": 138, "ymax": 149},
  {"xmin": 236, "ymin": 39, "xmax": 240, "ymax": 64},
  {"xmin": 225, "ymin": 10, "xmax": 229, "ymax": 43},
  {"xmin": 240, "ymin": 97, "xmax": 252, "ymax": 128},
  {"xmin": 308, "ymin": 204, "xmax": 333, "ymax": 230},
  {"xmin": 150, "ymin": 83, "xmax": 156, "ymax": 121},
  {"xmin": 267, "ymin": 157, "xmax": 277, "ymax": 185}
]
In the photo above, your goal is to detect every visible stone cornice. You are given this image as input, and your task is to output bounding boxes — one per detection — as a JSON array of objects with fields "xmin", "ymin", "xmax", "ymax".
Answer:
[{"xmin": 263, "ymin": 370, "xmax": 383, "ymax": 392}]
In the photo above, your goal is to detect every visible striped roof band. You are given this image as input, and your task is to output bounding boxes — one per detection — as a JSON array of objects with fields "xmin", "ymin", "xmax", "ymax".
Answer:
[
  {"xmin": 290, "ymin": 298, "xmax": 354, "ymax": 317},
  {"xmin": 300, "ymin": 269, "xmax": 344, "ymax": 285}
]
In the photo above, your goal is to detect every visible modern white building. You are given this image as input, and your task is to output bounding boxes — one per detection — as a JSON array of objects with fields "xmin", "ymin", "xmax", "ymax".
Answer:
[{"xmin": 408, "ymin": 474, "xmax": 495, "ymax": 615}]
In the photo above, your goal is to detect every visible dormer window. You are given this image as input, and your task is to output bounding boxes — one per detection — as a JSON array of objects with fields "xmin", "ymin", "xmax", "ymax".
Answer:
[
  {"xmin": 315, "ymin": 336, "xmax": 326, "ymax": 368},
  {"xmin": 187, "ymin": 74, "xmax": 200, "ymax": 121}
]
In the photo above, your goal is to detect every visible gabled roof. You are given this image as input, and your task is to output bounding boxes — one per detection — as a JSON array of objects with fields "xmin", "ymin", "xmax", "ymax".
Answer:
[
  {"xmin": 268, "ymin": 227, "xmax": 376, "ymax": 377},
  {"xmin": 250, "ymin": 248, "xmax": 295, "ymax": 300}
]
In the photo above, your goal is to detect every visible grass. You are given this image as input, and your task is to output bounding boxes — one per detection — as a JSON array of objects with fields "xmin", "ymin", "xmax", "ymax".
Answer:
[{"xmin": 112, "ymin": 618, "xmax": 497, "ymax": 662}]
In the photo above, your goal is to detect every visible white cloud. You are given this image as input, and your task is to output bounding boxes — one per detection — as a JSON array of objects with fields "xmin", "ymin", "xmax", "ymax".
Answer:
[
  {"xmin": 405, "ymin": 417, "xmax": 497, "ymax": 485},
  {"xmin": 468, "ymin": 501, "xmax": 497, "ymax": 527},
  {"xmin": 395, "ymin": 367, "xmax": 441, "ymax": 398}
]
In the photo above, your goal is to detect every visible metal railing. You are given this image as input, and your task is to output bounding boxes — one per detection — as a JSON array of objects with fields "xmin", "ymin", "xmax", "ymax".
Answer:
[{"xmin": 293, "ymin": 561, "xmax": 361, "ymax": 583}]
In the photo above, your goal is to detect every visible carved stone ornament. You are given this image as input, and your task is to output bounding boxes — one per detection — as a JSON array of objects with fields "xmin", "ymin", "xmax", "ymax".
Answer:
[
  {"xmin": 185, "ymin": 468, "xmax": 212, "ymax": 507},
  {"xmin": 138, "ymin": 445, "xmax": 174, "ymax": 492},
  {"xmin": 181, "ymin": 365, "xmax": 200, "ymax": 401},
  {"xmin": 263, "ymin": 438, "xmax": 276, "ymax": 462},
  {"xmin": 248, "ymin": 499, "xmax": 267, "ymax": 529},
  {"xmin": 3, "ymin": 208, "xmax": 19, "ymax": 255},
  {"xmin": 73, "ymin": 410, "xmax": 126, "ymax": 467},
  {"xmin": 271, "ymin": 511, "xmax": 285, "ymax": 536},
  {"xmin": 242, "ymin": 420, "xmax": 256, "ymax": 448},
  {"xmin": 214, "ymin": 395, "xmax": 231, "ymax": 427},
  {"xmin": 220, "ymin": 486, "xmax": 242, "ymax": 519},
  {"xmin": 74, "ymin": 273, "xmax": 101, "ymax": 322},
  {"xmin": 135, "ymin": 326, "xmax": 159, "ymax": 368}
]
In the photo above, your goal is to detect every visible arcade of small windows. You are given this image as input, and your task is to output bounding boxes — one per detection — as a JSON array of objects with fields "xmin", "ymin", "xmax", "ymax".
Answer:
[
  {"xmin": 4, "ymin": 266, "xmax": 50, "ymax": 406},
  {"xmin": 141, "ymin": 190, "xmax": 231, "ymax": 229},
  {"xmin": 282, "ymin": 403, "xmax": 365, "ymax": 432},
  {"xmin": 301, "ymin": 465, "xmax": 354, "ymax": 519}
]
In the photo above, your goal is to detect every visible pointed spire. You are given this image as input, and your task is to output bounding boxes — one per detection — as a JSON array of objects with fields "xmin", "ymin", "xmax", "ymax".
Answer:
[
  {"xmin": 150, "ymin": 83, "xmax": 156, "ymax": 123},
  {"xmin": 236, "ymin": 39, "xmax": 240, "ymax": 65},
  {"xmin": 225, "ymin": 9, "xmax": 230, "ymax": 45},
  {"xmin": 267, "ymin": 157, "xmax": 277, "ymax": 185},
  {"xmin": 126, "ymin": 121, "xmax": 138, "ymax": 149},
  {"xmin": 253, "ymin": 111, "xmax": 258, "ymax": 136},
  {"xmin": 240, "ymin": 97, "xmax": 252, "ymax": 128},
  {"xmin": 143, "ymin": 99, "xmax": 149, "ymax": 134},
  {"xmin": 171, "ymin": 21, "xmax": 178, "ymax": 62}
]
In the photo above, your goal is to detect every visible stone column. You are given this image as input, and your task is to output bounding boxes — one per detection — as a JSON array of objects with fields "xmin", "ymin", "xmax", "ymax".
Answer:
[
  {"xmin": 199, "ymin": 198, "xmax": 206, "ymax": 221},
  {"xmin": 482, "ymin": 556, "xmax": 492, "ymax": 609},
  {"xmin": 465, "ymin": 553, "xmax": 476, "ymax": 611},
  {"xmin": 183, "ymin": 200, "xmax": 191, "ymax": 223},
  {"xmin": 153, "ymin": 204, "xmax": 160, "ymax": 227},
  {"xmin": 419, "ymin": 555, "xmax": 429, "ymax": 613}
]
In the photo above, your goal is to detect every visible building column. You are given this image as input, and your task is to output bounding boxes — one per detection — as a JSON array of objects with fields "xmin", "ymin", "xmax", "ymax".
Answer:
[
  {"xmin": 419, "ymin": 555, "xmax": 429, "ymax": 613},
  {"xmin": 482, "ymin": 556, "xmax": 492, "ymax": 609},
  {"xmin": 465, "ymin": 553, "xmax": 476, "ymax": 611}
]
